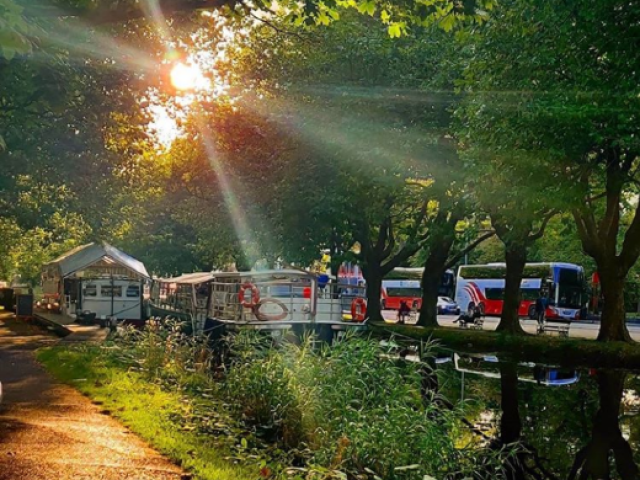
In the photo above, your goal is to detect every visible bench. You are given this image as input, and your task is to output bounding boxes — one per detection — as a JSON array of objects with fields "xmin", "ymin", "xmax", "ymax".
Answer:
[{"xmin": 537, "ymin": 323, "xmax": 570, "ymax": 338}]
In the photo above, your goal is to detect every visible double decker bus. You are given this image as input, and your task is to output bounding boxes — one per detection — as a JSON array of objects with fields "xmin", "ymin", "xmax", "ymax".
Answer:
[
  {"xmin": 454, "ymin": 262, "xmax": 585, "ymax": 321},
  {"xmin": 381, "ymin": 268, "xmax": 455, "ymax": 310}
]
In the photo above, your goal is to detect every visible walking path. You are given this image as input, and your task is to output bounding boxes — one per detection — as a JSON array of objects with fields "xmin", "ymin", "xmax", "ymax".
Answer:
[
  {"xmin": 382, "ymin": 310, "xmax": 640, "ymax": 340},
  {"xmin": 0, "ymin": 314, "xmax": 188, "ymax": 480}
]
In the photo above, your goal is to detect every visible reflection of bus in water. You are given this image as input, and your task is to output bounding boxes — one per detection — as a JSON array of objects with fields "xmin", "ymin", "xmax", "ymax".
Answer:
[
  {"xmin": 455, "ymin": 262, "xmax": 585, "ymax": 321},
  {"xmin": 454, "ymin": 353, "xmax": 580, "ymax": 386},
  {"xmin": 382, "ymin": 268, "xmax": 455, "ymax": 310}
]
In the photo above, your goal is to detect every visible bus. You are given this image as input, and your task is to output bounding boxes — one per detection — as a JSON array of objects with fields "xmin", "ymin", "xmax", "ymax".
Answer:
[
  {"xmin": 382, "ymin": 268, "xmax": 455, "ymax": 311},
  {"xmin": 381, "ymin": 279, "xmax": 422, "ymax": 310},
  {"xmin": 455, "ymin": 262, "xmax": 585, "ymax": 321}
]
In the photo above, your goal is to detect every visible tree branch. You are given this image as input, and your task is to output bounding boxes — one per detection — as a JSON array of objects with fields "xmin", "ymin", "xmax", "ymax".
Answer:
[
  {"xmin": 380, "ymin": 220, "xmax": 396, "ymax": 261},
  {"xmin": 248, "ymin": 12, "xmax": 308, "ymax": 41},
  {"xmin": 619, "ymin": 197, "xmax": 640, "ymax": 274},
  {"xmin": 529, "ymin": 210, "xmax": 557, "ymax": 241},
  {"xmin": 28, "ymin": 0, "xmax": 232, "ymax": 26},
  {"xmin": 445, "ymin": 230, "xmax": 495, "ymax": 269}
]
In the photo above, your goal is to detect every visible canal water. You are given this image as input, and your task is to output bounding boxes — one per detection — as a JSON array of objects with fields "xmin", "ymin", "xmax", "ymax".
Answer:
[{"xmin": 433, "ymin": 352, "xmax": 639, "ymax": 479}]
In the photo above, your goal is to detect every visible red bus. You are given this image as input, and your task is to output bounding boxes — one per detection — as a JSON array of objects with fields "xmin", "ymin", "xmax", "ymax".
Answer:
[
  {"xmin": 381, "ymin": 280, "xmax": 422, "ymax": 310},
  {"xmin": 454, "ymin": 263, "xmax": 585, "ymax": 321}
]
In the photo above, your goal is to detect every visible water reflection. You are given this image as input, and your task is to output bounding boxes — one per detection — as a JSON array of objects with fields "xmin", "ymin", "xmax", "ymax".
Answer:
[{"xmin": 435, "ymin": 352, "xmax": 640, "ymax": 479}]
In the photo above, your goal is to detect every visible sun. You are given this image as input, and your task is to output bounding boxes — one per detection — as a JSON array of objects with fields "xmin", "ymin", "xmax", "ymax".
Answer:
[{"xmin": 170, "ymin": 62, "xmax": 203, "ymax": 91}]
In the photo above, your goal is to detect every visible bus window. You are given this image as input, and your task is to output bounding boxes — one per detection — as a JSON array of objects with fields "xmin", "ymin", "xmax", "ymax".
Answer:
[
  {"xmin": 485, "ymin": 288, "xmax": 504, "ymax": 300},
  {"xmin": 558, "ymin": 285, "xmax": 582, "ymax": 309},
  {"xmin": 520, "ymin": 288, "xmax": 540, "ymax": 301},
  {"xmin": 386, "ymin": 287, "xmax": 422, "ymax": 297}
]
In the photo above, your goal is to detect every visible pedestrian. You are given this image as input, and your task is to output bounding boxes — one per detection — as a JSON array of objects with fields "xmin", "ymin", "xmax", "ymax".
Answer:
[
  {"xmin": 398, "ymin": 300, "xmax": 411, "ymax": 324},
  {"xmin": 535, "ymin": 289, "xmax": 548, "ymax": 327},
  {"xmin": 453, "ymin": 305, "xmax": 481, "ymax": 327}
]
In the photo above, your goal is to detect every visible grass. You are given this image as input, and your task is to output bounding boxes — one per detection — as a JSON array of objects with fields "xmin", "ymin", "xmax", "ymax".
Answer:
[
  {"xmin": 37, "ymin": 329, "xmax": 515, "ymax": 480},
  {"xmin": 372, "ymin": 322, "xmax": 640, "ymax": 368},
  {"xmin": 36, "ymin": 346, "xmax": 256, "ymax": 480}
]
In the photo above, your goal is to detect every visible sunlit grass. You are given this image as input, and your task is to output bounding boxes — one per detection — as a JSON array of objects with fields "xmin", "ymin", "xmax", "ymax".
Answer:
[{"xmin": 37, "ymin": 346, "xmax": 255, "ymax": 480}]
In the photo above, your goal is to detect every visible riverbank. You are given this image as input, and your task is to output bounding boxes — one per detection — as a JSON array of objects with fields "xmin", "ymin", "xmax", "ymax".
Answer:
[
  {"xmin": 0, "ymin": 320, "xmax": 189, "ymax": 480},
  {"xmin": 36, "ymin": 346, "xmax": 256, "ymax": 480},
  {"xmin": 372, "ymin": 322, "xmax": 640, "ymax": 369},
  {"xmin": 36, "ymin": 330, "xmax": 511, "ymax": 480}
]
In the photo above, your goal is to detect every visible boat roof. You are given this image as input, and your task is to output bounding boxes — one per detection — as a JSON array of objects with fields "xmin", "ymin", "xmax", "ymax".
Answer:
[
  {"xmin": 157, "ymin": 269, "xmax": 317, "ymax": 285},
  {"xmin": 45, "ymin": 242, "xmax": 149, "ymax": 279},
  {"xmin": 158, "ymin": 272, "xmax": 216, "ymax": 285},
  {"xmin": 209, "ymin": 269, "xmax": 316, "ymax": 280}
]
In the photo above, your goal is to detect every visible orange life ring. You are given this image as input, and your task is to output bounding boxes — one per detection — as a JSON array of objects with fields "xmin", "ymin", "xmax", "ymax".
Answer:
[
  {"xmin": 351, "ymin": 298, "xmax": 367, "ymax": 322},
  {"xmin": 238, "ymin": 282, "xmax": 260, "ymax": 308}
]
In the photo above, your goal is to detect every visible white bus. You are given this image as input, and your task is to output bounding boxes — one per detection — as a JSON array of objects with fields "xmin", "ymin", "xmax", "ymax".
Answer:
[{"xmin": 455, "ymin": 262, "xmax": 585, "ymax": 321}]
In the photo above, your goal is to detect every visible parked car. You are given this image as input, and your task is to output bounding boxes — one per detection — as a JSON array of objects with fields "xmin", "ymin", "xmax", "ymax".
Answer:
[{"xmin": 437, "ymin": 296, "xmax": 461, "ymax": 315}]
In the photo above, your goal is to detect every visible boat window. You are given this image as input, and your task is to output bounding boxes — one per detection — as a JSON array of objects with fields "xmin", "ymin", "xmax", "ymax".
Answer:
[
  {"xmin": 84, "ymin": 284, "xmax": 97, "ymax": 297},
  {"xmin": 126, "ymin": 285, "xmax": 140, "ymax": 298},
  {"xmin": 101, "ymin": 285, "xmax": 123, "ymax": 297}
]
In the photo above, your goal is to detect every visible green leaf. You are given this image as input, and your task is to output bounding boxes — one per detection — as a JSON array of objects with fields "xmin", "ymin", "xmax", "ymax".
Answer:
[
  {"xmin": 357, "ymin": 0, "xmax": 376, "ymax": 16},
  {"xmin": 328, "ymin": 8, "xmax": 340, "ymax": 20},
  {"xmin": 439, "ymin": 14, "xmax": 456, "ymax": 32},
  {"xmin": 388, "ymin": 23, "xmax": 400, "ymax": 38}
]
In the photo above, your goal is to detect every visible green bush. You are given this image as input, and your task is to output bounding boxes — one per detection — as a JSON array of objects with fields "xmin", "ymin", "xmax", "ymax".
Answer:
[
  {"xmin": 84, "ymin": 325, "xmax": 513, "ymax": 479},
  {"xmin": 222, "ymin": 332, "xmax": 509, "ymax": 479}
]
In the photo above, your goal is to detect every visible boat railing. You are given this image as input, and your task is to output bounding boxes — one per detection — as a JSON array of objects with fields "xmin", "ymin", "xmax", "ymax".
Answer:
[{"xmin": 208, "ymin": 278, "xmax": 367, "ymax": 325}]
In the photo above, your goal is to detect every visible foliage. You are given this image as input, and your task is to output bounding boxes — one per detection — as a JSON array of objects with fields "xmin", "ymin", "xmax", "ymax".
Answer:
[
  {"xmin": 452, "ymin": 0, "xmax": 640, "ymax": 340},
  {"xmin": 40, "ymin": 326, "xmax": 514, "ymax": 480}
]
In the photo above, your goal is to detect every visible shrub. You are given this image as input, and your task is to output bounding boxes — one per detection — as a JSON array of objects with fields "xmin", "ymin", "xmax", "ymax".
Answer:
[{"xmin": 108, "ymin": 324, "xmax": 513, "ymax": 479}]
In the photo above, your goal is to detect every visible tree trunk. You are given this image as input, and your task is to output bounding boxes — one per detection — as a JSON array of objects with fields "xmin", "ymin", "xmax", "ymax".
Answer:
[
  {"xmin": 497, "ymin": 363, "xmax": 526, "ymax": 480},
  {"xmin": 569, "ymin": 370, "xmax": 639, "ymax": 479},
  {"xmin": 496, "ymin": 246, "xmax": 526, "ymax": 335},
  {"xmin": 597, "ymin": 264, "xmax": 631, "ymax": 342},
  {"xmin": 362, "ymin": 266, "xmax": 383, "ymax": 322},
  {"xmin": 417, "ymin": 270, "xmax": 442, "ymax": 327},
  {"xmin": 417, "ymin": 232, "xmax": 455, "ymax": 327},
  {"xmin": 499, "ymin": 363, "xmax": 522, "ymax": 445}
]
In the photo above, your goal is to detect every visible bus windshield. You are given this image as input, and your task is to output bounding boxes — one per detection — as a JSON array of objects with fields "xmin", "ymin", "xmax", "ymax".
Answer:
[
  {"xmin": 556, "ymin": 268, "xmax": 583, "ymax": 308},
  {"xmin": 386, "ymin": 287, "xmax": 421, "ymax": 297}
]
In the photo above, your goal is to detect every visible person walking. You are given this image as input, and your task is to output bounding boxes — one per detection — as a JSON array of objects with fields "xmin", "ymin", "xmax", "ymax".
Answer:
[
  {"xmin": 397, "ymin": 300, "xmax": 411, "ymax": 324},
  {"xmin": 535, "ymin": 289, "xmax": 548, "ymax": 327}
]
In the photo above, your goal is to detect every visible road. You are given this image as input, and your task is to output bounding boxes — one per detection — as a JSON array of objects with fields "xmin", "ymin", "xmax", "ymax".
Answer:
[
  {"xmin": 381, "ymin": 310, "xmax": 640, "ymax": 341},
  {"xmin": 0, "ymin": 315, "xmax": 188, "ymax": 480}
]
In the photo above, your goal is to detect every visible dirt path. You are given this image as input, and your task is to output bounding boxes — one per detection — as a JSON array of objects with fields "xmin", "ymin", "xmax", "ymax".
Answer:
[{"xmin": 0, "ymin": 315, "xmax": 188, "ymax": 480}]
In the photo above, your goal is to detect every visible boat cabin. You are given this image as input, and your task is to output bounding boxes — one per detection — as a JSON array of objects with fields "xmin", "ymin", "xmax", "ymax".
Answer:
[
  {"xmin": 149, "ymin": 272, "xmax": 214, "ymax": 333},
  {"xmin": 41, "ymin": 243, "xmax": 149, "ymax": 323},
  {"xmin": 206, "ymin": 270, "xmax": 368, "ymax": 339}
]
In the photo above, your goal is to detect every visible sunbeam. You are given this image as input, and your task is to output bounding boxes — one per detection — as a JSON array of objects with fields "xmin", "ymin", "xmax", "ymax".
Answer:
[{"xmin": 196, "ymin": 116, "xmax": 265, "ymax": 269}]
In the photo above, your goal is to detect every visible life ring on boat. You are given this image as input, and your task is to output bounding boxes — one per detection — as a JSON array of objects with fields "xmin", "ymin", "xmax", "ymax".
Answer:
[
  {"xmin": 238, "ymin": 282, "xmax": 260, "ymax": 308},
  {"xmin": 253, "ymin": 298, "xmax": 289, "ymax": 321},
  {"xmin": 351, "ymin": 298, "xmax": 367, "ymax": 322}
]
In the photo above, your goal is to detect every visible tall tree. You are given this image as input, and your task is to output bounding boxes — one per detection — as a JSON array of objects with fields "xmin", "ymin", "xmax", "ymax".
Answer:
[{"xmin": 455, "ymin": 0, "xmax": 640, "ymax": 340}]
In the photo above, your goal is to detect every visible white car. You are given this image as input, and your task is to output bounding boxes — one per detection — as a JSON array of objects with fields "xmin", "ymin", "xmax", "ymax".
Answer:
[{"xmin": 437, "ymin": 296, "xmax": 461, "ymax": 315}]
